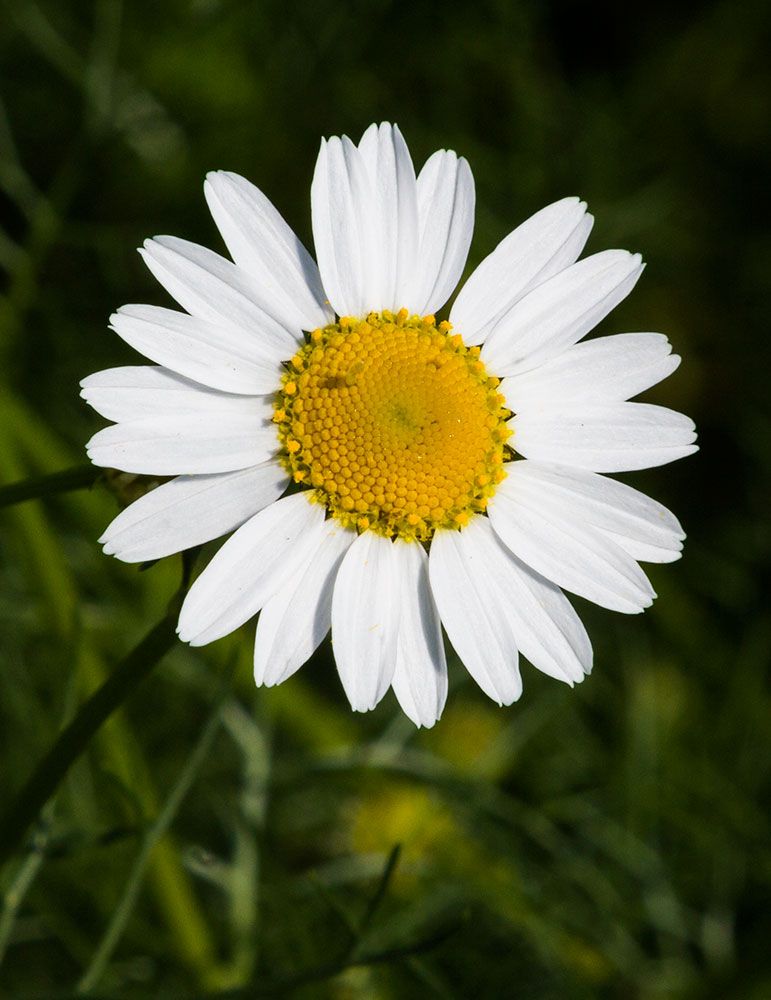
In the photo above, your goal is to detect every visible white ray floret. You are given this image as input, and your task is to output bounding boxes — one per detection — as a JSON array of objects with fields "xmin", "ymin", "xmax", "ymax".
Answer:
[
  {"xmin": 99, "ymin": 463, "xmax": 289, "ymax": 563},
  {"xmin": 512, "ymin": 402, "xmax": 698, "ymax": 472},
  {"xmin": 204, "ymin": 170, "xmax": 333, "ymax": 333},
  {"xmin": 331, "ymin": 531, "xmax": 400, "ymax": 712},
  {"xmin": 110, "ymin": 304, "xmax": 285, "ymax": 395},
  {"xmin": 407, "ymin": 149, "xmax": 475, "ymax": 316},
  {"xmin": 141, "ymin": 236, "xmax": 301, "ymax": 355},
  {"xmin": 428, "ymin": 523, "xmax": 524, "ymax": 706},
  {"xmin": 86, "ymin": 412, "xmax": 277, "ymax": 476},
  {"xmin": 488, "ymin": 471, "xmax": 657, "ymax": 614},
  {"xmin": 480, "ymin": 249, "xmax": 645, "ymax": 375},
  {"xmin": 450, "ymin": 196, "xmax": 593, "ymax": 345},
  {"xmin": 355, "ymin": 122, "xmax": 420, "ymax": 314},
  {"xmin": 254, "ymin": 522, "xmax": 356, "ymax": 688},
  {"xmin": 390, "ymin": 540, "xmax": 448, "ymax": 729},
  {"xmin": 501, "ymin": 332, "xmax": 681, "ymax": 409},
  {"xmin": 178, "ymin": 493, "xmax": 327, "ymax": 647},
  {"xmin": 311, "ymin": 124, "xmax": 475, "ymax": 320},
  {"xmin": 81, "ymin": 366, "xmax": 274, "ymax": 421}
]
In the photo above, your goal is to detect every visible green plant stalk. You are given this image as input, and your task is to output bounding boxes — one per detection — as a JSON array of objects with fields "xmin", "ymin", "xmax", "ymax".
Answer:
[
  {"xmin": 0, "ymin": 816, "xmax": 50, "ymax": 964},
  {"xmin": 76, "ymin": 642, "xmax": 220, "ymax": 985},
  {"xmin": 76, "ymin": 694, "xmax": 225, "ymax": 994},
  {"xmin": 0, "ymin": 464, "xmax": 101, "ymax": 508},
  {"xmin": 0, "ymin": 426, "xmax": 80, "ymax": 635},
  {"xmin": 0, "ymin": 611, "xmax": 179, "ymax": 868},
  {"xmin": 0, "ymin": 667, "xmax": 84, "ymax": 966}
]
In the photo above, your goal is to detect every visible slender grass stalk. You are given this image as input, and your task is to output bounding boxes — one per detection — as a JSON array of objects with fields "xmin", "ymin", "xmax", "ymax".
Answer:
[
  {"xmin": 0, "ymin": 465, "xmax": 101, "ymax": 508},
  {"xmin": 219, "ymin": 700, "xmax": 272, "ymax": 983},
  {"xmin": 191, "ymin": 920, "xmax": 463, "ymax": 999},
  {"xmin": 0, "ymin": 610, "xmax": 180, "ymax": 869},
  {"xmin": 48, "ymin": 921, "xmax": 462, "ymax": 1000},
  {"xmin": 76, "ymin": 692, "xmax": 226, "ymax": 994},
  {"xmin": 0, "ymin": 657, "xmax": 87, "ymax": 968},
  {"xmin": 0, "ymin": 816, "xmax": 50, "ymax": 964},
  {"xmin": 77, "ymin": 641, "xmax": 220, "ymax": 986}
]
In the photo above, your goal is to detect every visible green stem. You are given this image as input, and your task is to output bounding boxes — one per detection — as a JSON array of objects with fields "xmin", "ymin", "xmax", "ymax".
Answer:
[
  {"xmin": 198, "ymin": 921, "xmax": 462, "ymax": 998},
  {"xmin": 45, "ymin": 922, "xmax": 462, "ymax": 1000},
  {"xmin": 0, "ymin": 610, "xmax": 180, "ymax": 868},
  {"xmin": 0, "ymin": 464, "xmax": 101, "ymax": 508},
  {"xmin": 0, "ymin": 816, "xmax": 50, "ymax": 963},
  {"xmin": 76, "ymin": 693, "xmax": 225, "ymax": 994}
]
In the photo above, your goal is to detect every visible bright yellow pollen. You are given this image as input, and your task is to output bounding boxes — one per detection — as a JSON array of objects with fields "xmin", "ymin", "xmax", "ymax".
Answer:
[{"xmin": 275, "ymin": 311, "xmax": 513, "ymax": 541}]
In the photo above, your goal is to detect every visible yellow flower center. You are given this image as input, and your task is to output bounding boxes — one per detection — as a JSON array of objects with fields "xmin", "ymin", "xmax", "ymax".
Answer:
[{"xmin": 274, "ymin": 308, "xmax": 512, "ymax": 541}]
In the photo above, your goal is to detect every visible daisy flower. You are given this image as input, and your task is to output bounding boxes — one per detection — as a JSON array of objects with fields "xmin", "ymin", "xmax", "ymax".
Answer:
[{"xmin": 82, "ymin": 122, "xmax": 697, "ymax": 727}]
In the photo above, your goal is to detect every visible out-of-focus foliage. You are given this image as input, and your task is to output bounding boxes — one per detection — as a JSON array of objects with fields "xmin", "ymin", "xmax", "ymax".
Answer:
[{"xmin": 0, "ymin": 0, "xmax": 769, "ymax": 997}]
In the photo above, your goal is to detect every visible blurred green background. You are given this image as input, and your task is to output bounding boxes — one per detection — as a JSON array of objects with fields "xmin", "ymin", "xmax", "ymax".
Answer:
[{"xmin": 1, "ymin": 0, "xmax": 769, "ymax": 997}]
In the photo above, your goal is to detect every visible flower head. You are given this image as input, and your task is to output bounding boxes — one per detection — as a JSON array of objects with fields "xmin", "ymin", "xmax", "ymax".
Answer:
[{"xmin": 82, "ymin": 123, "xmax": 697, "ymax": 727}]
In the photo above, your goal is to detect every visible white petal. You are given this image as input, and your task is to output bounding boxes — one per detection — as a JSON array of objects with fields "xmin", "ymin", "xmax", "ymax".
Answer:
[
  {"xmin": 330, "ymin": 531, "xmax": 399, "ymax": 712},
  {"xmin": 253, "ymin": 522, "xmax": 356, "ymax": 687},
  {"xmin": 109, "ymin": 303, "xmax": 284, "ymax": 395},
  {"xmin": 390, "ymin": 540, "xmax": 448, "ymax": 729},
  {"xmin": 178, "ymin": 493, "xmax": 326, "ymax": 646},
  {"xmin": 311, "ymin": 134, "xmax": 372, "ymax": 319},
  {"xmin": 512, "ymin": 402, "xmax": 698, "ymax": 472},
  {"xmin": 204, "ymin": 170, "xmax": 333, "ymax": 331},
  {"xmin": 406, "ymin": 149, "xmax": 475, "ymax": 316},
  {"xmin": 491, "ymin": 544, "xmax": 593, "ymax": 685},
  {"xmin": 99, "ymin": 462, "xmax": 289, "ymax": 563},
  {"xmin": 431, "ymin": 518, "xmax": 591, "ymax": 692},
  {"xmin": 496, "ymin": 461, "xmax": 684, "ymax": 564},
  {"xmin": 428, "ymin": 524, "xmax": 523, "ymax": 704},
  {"xmin": 86, "ymin": 410, "xmax": 278, "ymax": 475},
  {"xmin": 450, "ymin": 197, "xmax": 592, "ymax": 345},
  {"xmin": 488, "ymin": 470, "xmax": 656, "ymax": 613},
  {"xmin": 81, "ymin": 366, "xmax": 273, "ymax": 421},
  {"xmin": 502, "ymin": 333, "xmax": 681, "ymax": 410},
  {"xmin": 601, "ymin": 528, "xmax": 683, "ymax": 564},
  {"xmin": 480, "ymin": 250, "xmax": 644, "ymax": 376},
  {"xmin": 356, "ymin": 122, "xmax": 419, "ymax": 313},
  {"xmin": 140, "ymin": 236, "xmax": 301, "ymax": 356}
]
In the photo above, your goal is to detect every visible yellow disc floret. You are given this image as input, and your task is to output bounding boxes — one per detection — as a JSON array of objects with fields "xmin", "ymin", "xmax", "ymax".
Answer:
[{"xmin": 274, "ymin": 309, "xmax": 512, "ymax": 541}]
